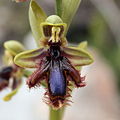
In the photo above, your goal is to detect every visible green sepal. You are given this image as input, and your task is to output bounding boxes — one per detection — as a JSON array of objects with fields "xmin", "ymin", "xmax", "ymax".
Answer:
[
  {"xmin": 29, "ymin": 0, "xmax": 47, "ymax": 47},
  {"xmin": 4, "ymin": 40, "xmax": 25, "ymax": 56}
]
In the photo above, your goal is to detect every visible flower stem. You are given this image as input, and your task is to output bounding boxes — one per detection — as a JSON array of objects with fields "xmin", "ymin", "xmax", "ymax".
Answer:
[
  {"xmin": 55, "ymin": 0, "xmax": 62, "ymax": 16},
  {"xmin": 49, "ymin": 107, "xmax": 65, "ymax": 120}
]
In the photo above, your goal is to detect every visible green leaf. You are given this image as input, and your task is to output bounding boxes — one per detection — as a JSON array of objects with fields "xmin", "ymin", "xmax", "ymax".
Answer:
[
  {"xmin": 60, "ymin": 0, "xmax": 81, "ymax": 34},
  {"xmin": 63, "ymin": 46, "xmax": 94, "ymax": 67},
  {"xmin": 4, "ymin": 40, "xmax": 25, "ymax": 56},
  {"xmin": 29, "ymin": 0, "xmax": 47, "ymax": 47},
  {"xmin": 14, "ymin": 48, "xmax": 47, "ymax": 68}
]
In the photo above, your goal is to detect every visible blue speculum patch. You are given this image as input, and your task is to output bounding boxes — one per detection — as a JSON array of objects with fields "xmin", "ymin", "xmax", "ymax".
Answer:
[{"xmin": 49, "ymin": 60, "xmax": 66, "ymax": 96}]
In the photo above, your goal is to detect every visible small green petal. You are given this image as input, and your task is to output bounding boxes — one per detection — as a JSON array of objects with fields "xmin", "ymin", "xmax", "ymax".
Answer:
[
  {"xmin": 14, "ymin": 48, "xmax": 47, "ymax": 68},
  {"xmin": 3, "ymin": 85, "xmax": 20, "ymax": 101},
  {"xmin": 29, "ymin": 0, "xmax": 47, "ymax": 47},
  {"xmin": 63, "ymin": 46, "xmax": 94, "ymax": 67},
  {"xmin": 4, "ymin": 40, "xmax": 25, "ymax": 56},
  {"xmin": 78, "ymin": 41, "xmax": 88, "ymax": 49}
]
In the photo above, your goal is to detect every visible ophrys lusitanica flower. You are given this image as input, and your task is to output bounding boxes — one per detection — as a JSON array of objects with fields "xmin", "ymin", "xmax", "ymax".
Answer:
[
  {"xmin": 14, "ymin": 1, "xmax": 93, "ymax": 109},
  {"xmin": 0, "ymin": 41, "xmax": 25, "ymax": 101}
]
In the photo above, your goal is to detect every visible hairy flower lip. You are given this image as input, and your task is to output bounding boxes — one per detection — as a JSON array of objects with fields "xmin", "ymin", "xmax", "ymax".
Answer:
[
  {"xmin": 14, "ymin": 40, "xmax": 93, "ymax": 108},
  {"xmin": 25, "ymin": 43, "xmax": 87, "ymax": 108}
]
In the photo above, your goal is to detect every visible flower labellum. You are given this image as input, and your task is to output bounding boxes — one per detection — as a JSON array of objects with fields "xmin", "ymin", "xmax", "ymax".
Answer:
[{"xmin": 26, "ymin": 42, "xmax": 86, "ymax": 109}]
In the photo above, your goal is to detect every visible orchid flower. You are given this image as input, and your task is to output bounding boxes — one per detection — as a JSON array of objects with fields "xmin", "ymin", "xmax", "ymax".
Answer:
[
  {"xmin": 14, "ymin": 1, "xmax": 93, "ymax": 109},
  {"xmin": 0, "ymin": 41, "xmax": 25, "ymax": 101}
]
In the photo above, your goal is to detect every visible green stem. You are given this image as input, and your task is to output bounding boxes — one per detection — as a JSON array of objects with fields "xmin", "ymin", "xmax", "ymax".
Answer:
[
  {"xmin": 49, "ymin": 107, "xmax": 65, "ymax": 120},
  {"xmin": 55, "ymin": 0, "xmax": 62, "ymax": 16}
]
